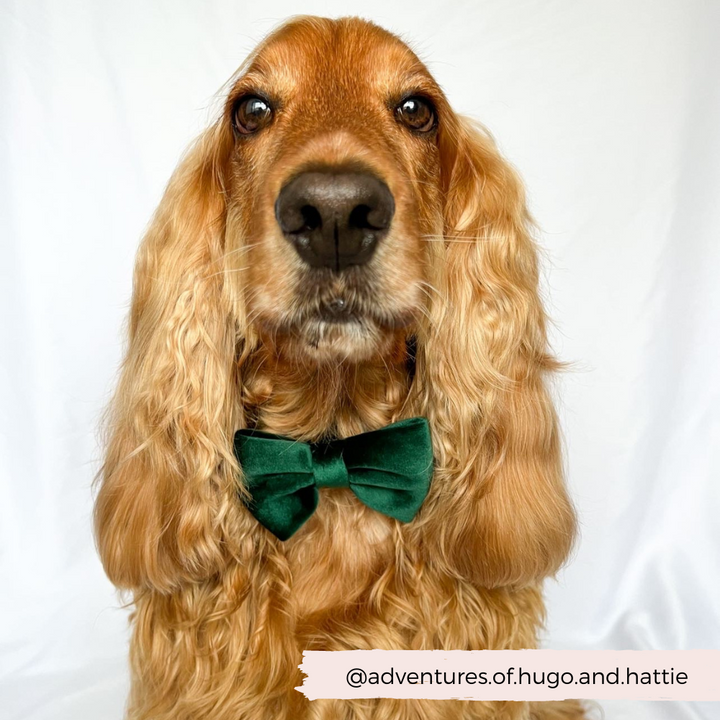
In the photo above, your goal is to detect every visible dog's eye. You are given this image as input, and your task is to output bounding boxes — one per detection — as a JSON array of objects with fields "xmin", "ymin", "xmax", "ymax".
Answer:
[
  {"xmin": 396, "ymin": 97, "xmax": 436, "ymax": 133},
  {"xmin": 233, "ymin": 95, "xmax": 273, "ymax": 135}
]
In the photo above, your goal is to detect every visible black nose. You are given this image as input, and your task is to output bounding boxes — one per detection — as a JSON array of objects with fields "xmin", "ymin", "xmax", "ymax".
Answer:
[{"xmin": 275, "ymin": 170, "xmax": 394, "ymax": 271}]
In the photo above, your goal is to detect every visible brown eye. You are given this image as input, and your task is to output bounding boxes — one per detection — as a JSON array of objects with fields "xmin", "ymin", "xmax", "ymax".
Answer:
[
  {"xmin": 233, "ymin": 95, "xmax": 272, "ymax": 135},
  {"xmin": 396, "ymin": 96, "xmax": 436, "ymax": 132}
]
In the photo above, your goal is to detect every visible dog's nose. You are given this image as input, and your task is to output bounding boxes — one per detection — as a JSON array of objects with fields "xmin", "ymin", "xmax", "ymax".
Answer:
[{"xmin": 275, "ymin": 170, "xmax": 394, "ymax": 271}]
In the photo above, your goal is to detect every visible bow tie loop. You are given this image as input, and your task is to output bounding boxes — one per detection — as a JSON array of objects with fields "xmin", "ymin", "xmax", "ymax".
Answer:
[{"xmin": 234, "ymin": 417, "xmax": 433, "ymax": 540}]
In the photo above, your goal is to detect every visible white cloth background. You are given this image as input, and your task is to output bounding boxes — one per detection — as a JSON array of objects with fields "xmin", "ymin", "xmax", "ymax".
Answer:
[{"xmin": 1, "ymin": 1, "xmax": 718, "ymax": 718}]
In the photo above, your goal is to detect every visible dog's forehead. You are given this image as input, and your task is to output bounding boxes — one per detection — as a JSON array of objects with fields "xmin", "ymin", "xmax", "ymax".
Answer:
[{"xmin": 245, "ymin": 17, "xmax": 433, "ymax": 102}]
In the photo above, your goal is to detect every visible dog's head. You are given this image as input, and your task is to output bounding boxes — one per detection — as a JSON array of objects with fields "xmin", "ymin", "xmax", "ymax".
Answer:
[
  {"xmin": 128, "ymin": 16, "xmax": 534, "ymax": 372},
  {"xmin": 97, "ymin": 17, "xmax": 575, "ymax": 592},
  {"xmin": 221, "ymin": 17, "xmax": 451, "ymax": 362}
]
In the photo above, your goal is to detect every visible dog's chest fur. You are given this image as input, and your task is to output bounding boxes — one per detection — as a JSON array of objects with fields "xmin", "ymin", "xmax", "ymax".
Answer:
[
  {"xmin": 284, "ymin": 494, "xmax": 396, "ymax": 617},
  {"xmin": 245, "ymin": 350, "xmax": 413, "ymax": 620}
]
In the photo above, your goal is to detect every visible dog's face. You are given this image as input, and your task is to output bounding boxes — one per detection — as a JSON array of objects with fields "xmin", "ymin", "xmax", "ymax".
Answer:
[{"xmin": 224, "ymin": 18, "xmax": 447, "ymax": 362}]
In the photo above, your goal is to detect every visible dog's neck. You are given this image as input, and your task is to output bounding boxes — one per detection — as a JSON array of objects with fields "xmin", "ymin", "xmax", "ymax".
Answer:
[{"xmin": 240, "ymin": 334, "xmax": 415, "ymax": 441}]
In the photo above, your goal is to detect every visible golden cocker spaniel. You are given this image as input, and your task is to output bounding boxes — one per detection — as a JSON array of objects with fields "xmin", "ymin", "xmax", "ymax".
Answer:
[{"xmin": 95, "ymin": 15, "xmax": 585, "ymax": 720}]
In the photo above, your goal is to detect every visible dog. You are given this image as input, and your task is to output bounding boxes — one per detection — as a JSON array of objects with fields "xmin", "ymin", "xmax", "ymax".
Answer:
[{"xmin": 95, "ymin": 15, "xmax": 585, "ymax": 720}]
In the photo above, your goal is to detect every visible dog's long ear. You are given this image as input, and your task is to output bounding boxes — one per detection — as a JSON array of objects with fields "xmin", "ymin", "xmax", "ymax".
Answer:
[
  {"xmin": 416, "ymin": 115, "xmax": 576, "ymax": 588},
  {"xmin": 94, "ymin": 122, "xmax": 244, "ymax": 592}
]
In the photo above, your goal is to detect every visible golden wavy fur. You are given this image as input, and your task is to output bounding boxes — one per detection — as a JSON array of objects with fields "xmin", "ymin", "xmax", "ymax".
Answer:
[{"xmin": 95, "ymin": 16, "xmax": 586, "ymax": 720}]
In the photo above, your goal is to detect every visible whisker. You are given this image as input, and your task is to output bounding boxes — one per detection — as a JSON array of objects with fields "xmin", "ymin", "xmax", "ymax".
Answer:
[
  {"xmin": 420, "ymin": 230, "xmax": 493, "ymax": 243},
  {"xmin": 416, "ymin": 280, "xmax": 445, "ymax": 302},
  {"xmin": 420, "ymin": 237, "xmax": 490, "ymax": 244},
  {"xmin": 212, "ymin": 266, "xmax": 250, "ymax": 278},
  {"xmin": 414, "ymin": 303, "xmax": 437, "ymax": 330},
  {"xmin": 219, "ymin": 242, "xmax": 263, "ymax": 260}
]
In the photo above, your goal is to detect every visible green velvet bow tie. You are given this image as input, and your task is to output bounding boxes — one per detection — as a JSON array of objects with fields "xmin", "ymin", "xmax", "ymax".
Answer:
[{"xmin": 233, "ymin": 417, "xmax": 433, "ymax": 540}]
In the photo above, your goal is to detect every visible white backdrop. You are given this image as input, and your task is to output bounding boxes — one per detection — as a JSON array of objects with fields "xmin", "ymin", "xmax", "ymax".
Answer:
[{"xmin": 1, "ymin": 1, "xmax": 718, "ymax": 718}]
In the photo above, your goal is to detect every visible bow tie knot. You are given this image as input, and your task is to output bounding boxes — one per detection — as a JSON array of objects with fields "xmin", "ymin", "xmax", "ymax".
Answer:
[
  {"xmin": 234, "ymin": 417, "xmax": 434, "ymax": 540},
  {"xmin": 311, "ymin": 442, "xmax": 351, "ymax": 489}
]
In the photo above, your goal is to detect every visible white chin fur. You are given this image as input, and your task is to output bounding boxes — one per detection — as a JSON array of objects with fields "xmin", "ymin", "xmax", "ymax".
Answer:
[{"xmin": 300, "ymin": 319, "xmax": 389, "ymax": 363}]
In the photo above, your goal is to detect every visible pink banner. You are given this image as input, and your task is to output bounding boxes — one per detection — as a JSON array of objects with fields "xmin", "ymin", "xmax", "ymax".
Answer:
[{"xmin": 296, "ymin": 650, "xmax": 720, "ymax": 701}]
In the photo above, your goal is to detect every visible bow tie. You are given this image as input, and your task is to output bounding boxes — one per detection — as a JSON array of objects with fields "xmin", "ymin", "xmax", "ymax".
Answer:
[{"xmin": 233, "ymin": 417, "xmax": 433, "ymax": 540}]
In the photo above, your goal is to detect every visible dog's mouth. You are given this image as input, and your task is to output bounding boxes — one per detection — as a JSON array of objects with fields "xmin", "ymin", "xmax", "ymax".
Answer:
[
  {"xmin": 316, "ymin": 296, "xmax": 359, "ymax": 324},
  {"xmin": 308, "ymin": 294, "xmax": 416, "ymax": 330},
  {"xmin": 251, "ymin": 261, "xmax": 420, "ymax": 360},
  {"xmin": 290, "ymin": 270, "xmax": 416, "ymax": 329},
  {"xmin": 258, "ymin": 290, "xmax": 416, "ymax": 360}
]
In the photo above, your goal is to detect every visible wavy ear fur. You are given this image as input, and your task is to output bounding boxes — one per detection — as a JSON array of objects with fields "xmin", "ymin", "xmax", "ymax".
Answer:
[
  {"xmin": 415, "ymin": 116, "xmax": 576, "ymax": 588},
  {"xmin": 94, "ymin": 122, "xmax": 243, "ymax": 592}
]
